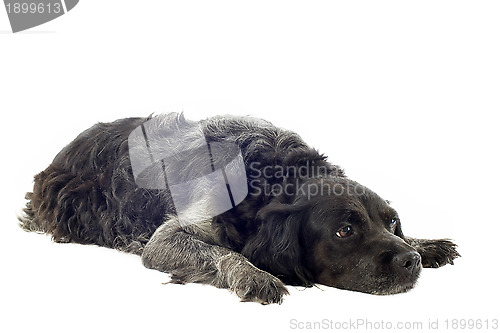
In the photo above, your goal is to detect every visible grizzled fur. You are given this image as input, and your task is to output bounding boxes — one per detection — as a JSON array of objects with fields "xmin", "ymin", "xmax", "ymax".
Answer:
[{"xmin": 20, "ymin": 113, "xmax": 459, "ymax": 304}]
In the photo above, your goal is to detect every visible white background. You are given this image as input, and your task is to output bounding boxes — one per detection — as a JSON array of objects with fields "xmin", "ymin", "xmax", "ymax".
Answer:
[{"xmin": 1, "ymin": 1, "xmax": 499, "ymax": 332}]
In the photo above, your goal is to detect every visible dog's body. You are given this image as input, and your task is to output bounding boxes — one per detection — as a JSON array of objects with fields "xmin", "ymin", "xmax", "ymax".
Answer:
[{"xmin": 20, "ymin": 113, "xmax": 459, "ymax": 304}]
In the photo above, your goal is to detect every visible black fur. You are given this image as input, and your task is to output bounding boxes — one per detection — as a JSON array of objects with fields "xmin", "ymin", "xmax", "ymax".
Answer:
[{"xmin": 20, "ymin": 113, "xmax": 459, "ymax": 303}]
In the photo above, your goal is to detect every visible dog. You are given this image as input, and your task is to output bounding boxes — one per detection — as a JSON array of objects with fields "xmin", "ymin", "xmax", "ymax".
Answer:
[{"xmin": 19, "ymin": 113, "xmax": 459, "ymax": 304}]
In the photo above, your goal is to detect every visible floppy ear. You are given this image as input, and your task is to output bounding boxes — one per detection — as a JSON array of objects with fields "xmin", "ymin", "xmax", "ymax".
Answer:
[{"xmin": 241, "ymin": 200, "xmax": 314, "ymax": 286}]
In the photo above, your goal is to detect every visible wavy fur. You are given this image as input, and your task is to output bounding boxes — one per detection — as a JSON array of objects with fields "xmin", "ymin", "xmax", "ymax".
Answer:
[{"xmin": 19, "ymin": 113, "xmax": 459, "ymax": 304}]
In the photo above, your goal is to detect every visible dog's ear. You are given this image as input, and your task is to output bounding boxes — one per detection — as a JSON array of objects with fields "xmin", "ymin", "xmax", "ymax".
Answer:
[{"xmin": 242, "ymin": 199, "xmax": 314, "ymax": 286}]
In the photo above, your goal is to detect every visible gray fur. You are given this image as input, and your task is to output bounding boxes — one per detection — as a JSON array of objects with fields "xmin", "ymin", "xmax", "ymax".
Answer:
[{"xmin": 142, "ymin": 216, "xmax": 288, "ymax": 304}]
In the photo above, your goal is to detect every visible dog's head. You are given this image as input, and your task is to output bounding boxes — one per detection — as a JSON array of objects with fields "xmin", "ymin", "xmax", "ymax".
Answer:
[{"xmin": 244, "ymin": 177, "xmax": 421, "ymax": 295}]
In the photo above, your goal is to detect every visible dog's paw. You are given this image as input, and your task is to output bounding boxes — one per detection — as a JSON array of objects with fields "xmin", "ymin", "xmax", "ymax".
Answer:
[
  {"xmin": 231, "ymin": 269, "xmax": 289, "ymax": 305},
  {"xmin": 409, "ymin": 238, "xmax": 460, "ymax": 268}
]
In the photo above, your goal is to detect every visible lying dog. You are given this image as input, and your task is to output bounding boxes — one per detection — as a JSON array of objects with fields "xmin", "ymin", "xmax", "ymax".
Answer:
[{"xmin": 20, "ymin": 113, "xmax": 459, "ymax": 304}]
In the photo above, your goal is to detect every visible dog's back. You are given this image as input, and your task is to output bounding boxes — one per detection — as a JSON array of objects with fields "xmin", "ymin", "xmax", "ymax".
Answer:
[{"xmin": 19, "ymin": 113, "xmax": 326, "ymax": 254}]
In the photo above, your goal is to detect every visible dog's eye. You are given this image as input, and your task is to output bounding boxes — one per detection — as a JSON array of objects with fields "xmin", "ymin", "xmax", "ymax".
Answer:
[
  {"xmin": 390, "ymin": 218, "xmax": 399, "ymax": 229},
  {"xmin": 336, "ymin": 225, "xmax": 354, "ymax": 238}
]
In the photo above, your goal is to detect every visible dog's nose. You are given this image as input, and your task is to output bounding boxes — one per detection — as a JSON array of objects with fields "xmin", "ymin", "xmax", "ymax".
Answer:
[{"xmin": 392, "ymin": 251, "xmax": 421, "ymax": 276}]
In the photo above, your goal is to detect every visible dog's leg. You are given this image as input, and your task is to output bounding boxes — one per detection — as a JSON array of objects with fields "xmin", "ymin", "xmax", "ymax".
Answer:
[
  {"xmin": 141, "ymin": 218, "xmax": 288, "ymax": 304},
  {"xmin": 405, "ymin": 237, "xmax": 460, "ymax": 268}
]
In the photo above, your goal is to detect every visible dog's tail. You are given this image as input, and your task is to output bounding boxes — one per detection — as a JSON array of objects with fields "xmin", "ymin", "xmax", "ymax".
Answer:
[{"xmin": 18, "ymin": 192, "xmax": 45, "ymax": 233}]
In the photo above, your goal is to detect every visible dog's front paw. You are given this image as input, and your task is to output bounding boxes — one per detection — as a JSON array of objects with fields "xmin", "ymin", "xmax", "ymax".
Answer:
[
  {"xmin": 231, "ymin": 269, "xmax": 289, "ymax": 305},
  {"xmin": 408, "ymin": 238, "xmax": 460, "ymax": 268}
]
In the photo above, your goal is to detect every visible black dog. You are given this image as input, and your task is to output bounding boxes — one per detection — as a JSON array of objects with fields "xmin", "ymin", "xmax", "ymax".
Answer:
[{"xmin": 20, "ymin": 113, "xmax": 459, "ymax": 304}]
